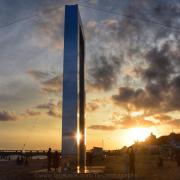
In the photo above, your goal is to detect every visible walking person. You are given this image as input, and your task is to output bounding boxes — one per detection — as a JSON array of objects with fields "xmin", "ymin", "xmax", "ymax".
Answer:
[
  {"xmin": 122, "ymin": 148, "xmax": 129, "ymax": 176},
  {"xmin": 47, "ymin": 148, "xmax": 52, "ymax": 171},
  {"xmin": 53, "ymin": 151, "xmax": 60, "ymax": 172},
  {"xmin": 128, "ymin": 146, "xmax": 135, "ymax": 178}
]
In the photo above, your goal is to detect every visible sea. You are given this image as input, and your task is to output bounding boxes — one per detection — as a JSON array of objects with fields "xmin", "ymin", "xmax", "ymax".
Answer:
[{"xmin": 0, "ymin": 155, "xmax": 47, "ymax": 161}]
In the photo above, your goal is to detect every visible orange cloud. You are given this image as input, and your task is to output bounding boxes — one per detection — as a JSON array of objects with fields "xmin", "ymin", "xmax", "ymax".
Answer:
[
  {"xmin": 113, "ymin": 115, "xmax": 156, "ymax": 129},
  {"xmin": 88, "ymin": 125, "xmax": 117, "ymax": 131},
  {"xmin": 26, "ymin": 109, "xmax": 41, "ymax": 116}
]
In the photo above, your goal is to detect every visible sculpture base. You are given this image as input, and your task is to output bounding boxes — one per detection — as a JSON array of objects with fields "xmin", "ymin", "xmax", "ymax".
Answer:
[
  {"xmin": 77, "ymin": 166, "xmax": 105, "ymax": 173},
  {"xmin": 32, "ymin": 165, "xmax": 105, "ymax": 174},
  {"xmin": 61, "ymin": 155, "xmax": 77, "ymax": 172}
]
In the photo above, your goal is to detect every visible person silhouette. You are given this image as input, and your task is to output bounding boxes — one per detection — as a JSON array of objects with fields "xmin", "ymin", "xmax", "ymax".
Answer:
[
  {"xmin": 158, "ymin": 155, "xmax": 163, "ymax": 167},
  {"xmin": 127, "ymin": 146, "xmax": 135, "ymax": 178},
  {"xmin": 24, "ymin": 155, "xmax": 28, "ymax": 166},
  {"xmin": 53, "ymin": 151, "xmax": 60, "ymax": 172},
  {"xmin": 122, "ymin": 148, "xmax": 129, "ymax": 174},
  {"xmin": 47, "ymin": 148, "xmax": 52, "ymax": 171},
  {"xmin": 176, "ymin": 150, "xmax": 180, "ymax": 166}
]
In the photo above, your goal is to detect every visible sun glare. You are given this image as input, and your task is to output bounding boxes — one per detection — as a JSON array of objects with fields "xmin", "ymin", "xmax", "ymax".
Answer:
[
  {"xmin": 76, "ymin": 130, "xmax": 81, "ymax": 145},
  {"xmin": 128, "ymin": 127, "xmax": 151, "ymax": 142}
]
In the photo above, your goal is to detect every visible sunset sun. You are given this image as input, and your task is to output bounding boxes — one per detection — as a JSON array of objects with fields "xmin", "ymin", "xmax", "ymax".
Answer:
[{"xmin": 128, "ymin": 127, "xmax": 151, "ymax": 142}]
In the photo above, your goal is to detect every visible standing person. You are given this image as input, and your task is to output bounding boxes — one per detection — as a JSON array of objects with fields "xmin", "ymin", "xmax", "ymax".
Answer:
[
  {"xmin": 158, "ymin": 155, "xmax": 163, "ymax": 167},
  {"xmin": 24, "ymin": 155, "xmax": 28, "ymax": 166},
  {"xmin": 47, "ymin": 148, "xmax": 52, "ymax": 171},
  {"xmin": 176, "ymin": 150, "xmax": 180, "ymax": 166},
  {"xmin": 122, "ymin": 148, "xmax": 129, "ymax": 175},
  {"xmin": 128, "ymin": 146, "xmax": 135, "ymax": 178},
  {"xmin": 53, "ymin": 151, "xmax": 60, "ymax": 172}
]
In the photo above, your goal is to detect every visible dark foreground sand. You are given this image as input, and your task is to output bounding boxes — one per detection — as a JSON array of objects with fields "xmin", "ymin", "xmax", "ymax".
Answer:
[{"xmin": 1, "ymin": 154, "xmax": 180, "ymax": 180}]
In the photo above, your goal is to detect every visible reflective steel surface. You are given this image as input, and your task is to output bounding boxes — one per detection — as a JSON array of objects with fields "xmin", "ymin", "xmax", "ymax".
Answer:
[{"xmin": 62, "ymin": 5, "xmax": 86, "ymax": 168}]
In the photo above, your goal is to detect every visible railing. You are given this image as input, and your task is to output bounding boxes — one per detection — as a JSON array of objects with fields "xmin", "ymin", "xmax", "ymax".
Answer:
[{"xmin": 0, "ymin": 150, "xmax": 61, "ymax": 157}]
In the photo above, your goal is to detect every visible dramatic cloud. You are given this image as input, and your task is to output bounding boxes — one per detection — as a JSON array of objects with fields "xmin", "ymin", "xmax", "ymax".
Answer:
[
  {"xmin": 88, "ymin": 0, "xmax": 180, "ymax": 84},
  {"xmin": 36, "ymin": 101, "xmax": 61, "ymax": 118},
  {"xmin": 112, "ymin": 42, "xmax": 180, "ymax": 114},
  {"xmin": 102, "ymin": 0, "xmax": 180, "ymax": 42},
  {"xmin": 0, "ymin": 110, "xmax": 17, "ymax": 121},
  {"xmin": 112, "ymin": 87, "xmax": 139, "ymax": 104},
  {"xmin": 28, "ymin": 70, "xmax": 62, "ymax": 94},
  {"xmin": 143, "ymin": 44, "xmax": 174, "ymax": 85},
  {"xmin": 88, "ymin": 54, "xmax": 122, "ymax": 91},
  {"xmin": 113, "ymin": 115, "xmax": 156, "ymax": 129},
  {"xmin": 86, "ymin": 0, "xmax": 179, "ymax": 95}
]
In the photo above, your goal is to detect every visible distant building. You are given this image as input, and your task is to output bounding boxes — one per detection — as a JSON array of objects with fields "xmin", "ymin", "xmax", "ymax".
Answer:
[
  {"xmin": 134, "ymin": 132, "xmax": 180, "ymax": 157},
  {"xmin": 157, "ymin": 133, "xmax": 180, "ymax": 147},
  {"xmin": 91, "ymin": 147, "xmax": 104, "ymax": 160}
]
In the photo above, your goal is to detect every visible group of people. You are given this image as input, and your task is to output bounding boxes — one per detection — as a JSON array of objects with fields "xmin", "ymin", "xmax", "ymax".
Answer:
[
  {"xmin": 47, "ymin": 148, "xmax": 77, "ymax": 172},
  {"xmin": 47, "ymin": 148, "xmax": 60, "ymax": 172},
  {"xmin": 47, "ymin": 147, "xmax": 136, "ymax": 175}
]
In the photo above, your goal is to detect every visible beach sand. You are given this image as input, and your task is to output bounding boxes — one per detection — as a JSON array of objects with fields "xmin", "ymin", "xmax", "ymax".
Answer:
[{"xmin": 0, "ymin": 154, "xmax": 180, "ymax": 179}]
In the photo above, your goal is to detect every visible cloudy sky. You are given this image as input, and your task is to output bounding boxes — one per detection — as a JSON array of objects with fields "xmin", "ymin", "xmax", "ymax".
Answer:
[{"xmin": 0, "ymin": 0, "xmax": 179, "ymax": 150}]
